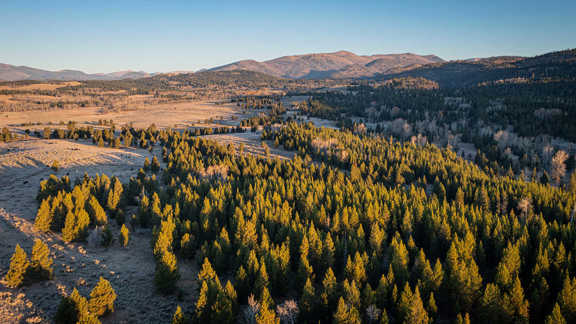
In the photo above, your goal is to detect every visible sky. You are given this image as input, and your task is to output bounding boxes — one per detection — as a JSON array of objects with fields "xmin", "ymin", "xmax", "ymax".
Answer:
[{"xmin": 1, "ymin": 0, "xmax": 575, "ymax": 73}]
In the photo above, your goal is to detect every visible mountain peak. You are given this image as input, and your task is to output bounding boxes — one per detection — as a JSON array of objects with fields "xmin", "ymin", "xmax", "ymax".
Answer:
[
  {"xmin": 209, "ymin": 51, "xmax": 444, "ymax": 79},
  {"xmin": 332, "ymin": 50, "xmax": 357, "ymax": 56}
]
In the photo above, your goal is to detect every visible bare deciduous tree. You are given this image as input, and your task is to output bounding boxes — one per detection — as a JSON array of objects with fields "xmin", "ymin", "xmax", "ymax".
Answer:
[
  {"xmin": 517, "ymin": 197, "xmax": 532, "ymax": 223},
  {"xmin": 366, "ymin": 304, "xmax": 381, "ymax": 323},
  {"xmin": 551, "ymin": 150, "xmax": 569, "ymax": 185},
  {"xmin": 243, "ymin": 295, "xmax": 260, "ymax": 324},
  {"xmin": 277, "ymin": 299, "xmax": 299, "ymax": 324}
]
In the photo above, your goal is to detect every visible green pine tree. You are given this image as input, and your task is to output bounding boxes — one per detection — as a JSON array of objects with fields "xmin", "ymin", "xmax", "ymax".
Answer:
[
  {"xmin": 155, "ymin": 251, "xmax": 180, "ymax": 293},
  {"xmin": 35, "ymin": 199, "xmax": 53, "ymax": 232},
  {"xmin": 333, "ymin": 297, "xmax": 361, "ymax": 324},
  {"xmin": 5, "ymin": 244, "xmax": 30, "ymax": 288},
  {"xmin": 546, "ymin": 303, "xmax": 567, "ymax": 324},
  {"xmin": 120, "ymin": 224, "xmax": 130, "ymax": 247},
  {"xmin": 88, "ymin": 276, "xmax": 117, "ymax": 316},
  {"xmin": 172, "ymin": 305, "xmax": 187, "ymax": 324},
  {"xmin": 87, "ymin": 195, "xmax": 107, "ymax": 226},
  {"xmin": 300, "ymin": 277, "xmax": 316, "ymax": 318},
  {"xmin": 30, "ymin": 239, "xmax": 53, "ymax": 280}
]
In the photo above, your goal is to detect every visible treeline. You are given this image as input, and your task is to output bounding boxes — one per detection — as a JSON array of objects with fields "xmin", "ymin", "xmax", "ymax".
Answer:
[
  {"xmin": 1, "ymin": 127, "xmax": 20, "ymax": 142},
  {"xmin": 190, "ymin": 126, "xmax": 246, "ymax": 136},
  {"xmin": 237, "ymin": 96, "xmax": 287, "ymax": 128}
]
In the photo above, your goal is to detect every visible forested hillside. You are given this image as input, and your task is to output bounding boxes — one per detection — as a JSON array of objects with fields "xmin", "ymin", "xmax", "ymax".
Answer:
[
  {"xmin": 18, "ymin": 121, "xmax": 576, "ymax": 323},
  {"xmin": 377, "ymin": 49, "xmax": 576, "ymax": 87}
]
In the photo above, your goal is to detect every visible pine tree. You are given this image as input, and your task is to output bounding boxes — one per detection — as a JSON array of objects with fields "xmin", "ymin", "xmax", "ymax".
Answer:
[
  {"xmin": 558, "ymin": 275, "xmax": 576, "ymax": 322},
  {"xmin": 569, "ymin": 171, "xmax": 576, "ymax": 193},
  {"xmin": 35, "ymin": 199, "xmax": 53, "ymax": 232},
  {"xmin": 195, "ymin": 281, "xmax": 209, "ymax": 321},
  {"xmin": 143, "ymin": 157, "xmax": 151, "ymax": 171},
  {"xmin": 101, "ymin": 225, "xmax": 114, "ymax": 247},
  {"xmin": 455, "ymin": 188, "xmax": 465, "ymax": 206},
  {"xmin": 480, "ymin": 283, "xmax": 503, "ymax": 323},
  {"xmin": 322, "ymin": 233, "xmax": 336, "ymax": 270},
  {"xmin": 51, "ymin": 160, "xmax": 60, "ymax": 172},
  {"xmin": 5, "ymin": 244, "xmax": 29, "ymax": 288},
  {"xmin": 503, "ymin": 276, "xmax": 529, "ymax": 323},
  {"xmin": 456, "ymin": 313, "xmax": 471, "ymax": 324},
  {"xmin": 55, "ymin": 288, "xmax": 101, "ymax": 324},
  {"xmin": 172, "ymin": 305, "xmax": 187, "ymax": 324},
  {"xmin": 224, "ymin": 280, "xmax": 238, "ymax": 312},
  {"xmin": 380, "ymin": 308, "xmax": 389, "ymax": 324},
  {"xmin": 198, "ymin": 257, "xmax": 219, "ymax": 285},
  {"xmin": 333, "ymin": 297, "xmax": 361, "ymax": 324},
  {"xmin": 120, "ymin": 224, "xmax": 130, "ymax": 247},
  {"xmin": 255, "ymin": 262, "xmax": 270, "ymax": 296},
  {"xmin": 369, "ymin": 223, "xmax": 385, "ymax": 254},
  {"xmin": 213, "ymin": 289, "xmax": 235, "ymax": 324},
  {"xmin": 62, "ymin": 210, "xmax": 80, "ymax": 242},
  {"xmin": 54, "ymin": 294, "xmax": 79, "ymax": 324},
  {"xmin": 151, "ymin": 155, "xmax": 161, "ymax": 172},
  {"xmin": 260, "ymin": 287, "xmax": 275, "ymax": 310},
  {"xmin": 445, "ymin": 240, "xmax": 482, "ymax": 313},
  {"xmin": 256, "ymin": 304, "xmax": 280, "ymax": 324},
  {"xmin": 155, "ymin": 251, "xmax": 180, "ymax": 293},
  {"xmin": 321, "ymin": 268, "xmax": 338, "ymax": 310},
  {"xmin": 403, "ymin": 287, "xmax": 429, "ymax": 324},
  {"xmin": 235, "ymin": 265, "xmax": 249, "ymax": 301},
  {"xmin": 87, "ymin": 195, "xmax": 107, "ymax": 226},
  {"xmin": 545, "ymin": 303, "xmax": 567, "ymax": 324},
  {"xmin": 107, "ymin": 178, "xmax": 123, "ymax": 213},
  {"xmin": 300, "ymin": 278, "xmax": 316, "ymax": 319},
  {"xmin": 88, "ymin": 276, "xmax": 117, "ymax": 316},
  {"xmin": 343, "ymin": 279, "xmax": 361, "ymax": 309},
  {"xmin": 30, "ymin": 239, "xmax": 53, "ymax": 280},
  {"xmin": 427, "ymin": 292, "xmax": 437, "ymax": 315}
]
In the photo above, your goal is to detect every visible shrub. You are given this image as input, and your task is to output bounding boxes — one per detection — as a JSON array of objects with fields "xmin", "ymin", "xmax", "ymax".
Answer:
[{"xmin": 51, "ymin": 160, "xmax": 60, "ymax": 172}]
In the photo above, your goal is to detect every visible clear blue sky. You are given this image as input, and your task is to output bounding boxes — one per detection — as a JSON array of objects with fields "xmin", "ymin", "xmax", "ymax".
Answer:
[{"xmin": 1, "ymin": 0, "xmax": 574, "ymax": 73}]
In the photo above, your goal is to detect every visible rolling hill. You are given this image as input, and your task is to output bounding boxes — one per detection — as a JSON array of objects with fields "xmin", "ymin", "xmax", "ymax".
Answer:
[
  {"xmin": 0, "ymin": 63, "xmax": 150, "ymax": 81},
  {"xmin": 209, "ymin": 51, "xmax": 444, "ymax": 79}
]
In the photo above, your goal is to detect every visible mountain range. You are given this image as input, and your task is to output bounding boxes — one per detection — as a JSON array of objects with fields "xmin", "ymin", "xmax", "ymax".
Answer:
[
  {"xmin": 0, "ymin": 64, "xmax": 150, "ymax": 81},
  {"xmin": 208, "ymin": 50, "xmax": 444, "ymax": 79},
  {"xmin": 1, "ymin": 49, "xmax": 574, "ymax": 85},
  {"xmin": 0, "ymin": 51, "xmax": 444, "ymax": 81}
]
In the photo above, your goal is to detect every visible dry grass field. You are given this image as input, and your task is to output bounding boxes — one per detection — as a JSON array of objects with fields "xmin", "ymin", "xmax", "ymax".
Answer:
[
  {"xmin": 0, "ymin": 139, "xmax": 202, "ymax": 324},
  {"xmin": 0, "ymin": 101, "xmax": 247, "ymax": 130},
  {"xmin": 201, "ymin": 131, "xmax": 295, "ymax": 160},
  {"xmin": 0, "ymin": 82, "xmax": 81, "ymax": 91}
]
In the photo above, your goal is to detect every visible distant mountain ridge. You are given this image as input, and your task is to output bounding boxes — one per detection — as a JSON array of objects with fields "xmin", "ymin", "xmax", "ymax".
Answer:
[
  {"xmin": 376, "ymin": 49, "xmax": 576, "ymax": 87},
  {"xmin": 209, "ymin": 51, "xmax": 444, "ymax": 79},
  {"xmin": 0, "ymin": 63, "xmax": 150, "ymax": 81},
  {"xmin": 3, "ymin": 49, "xmax": 573, "ymax": 84}
]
